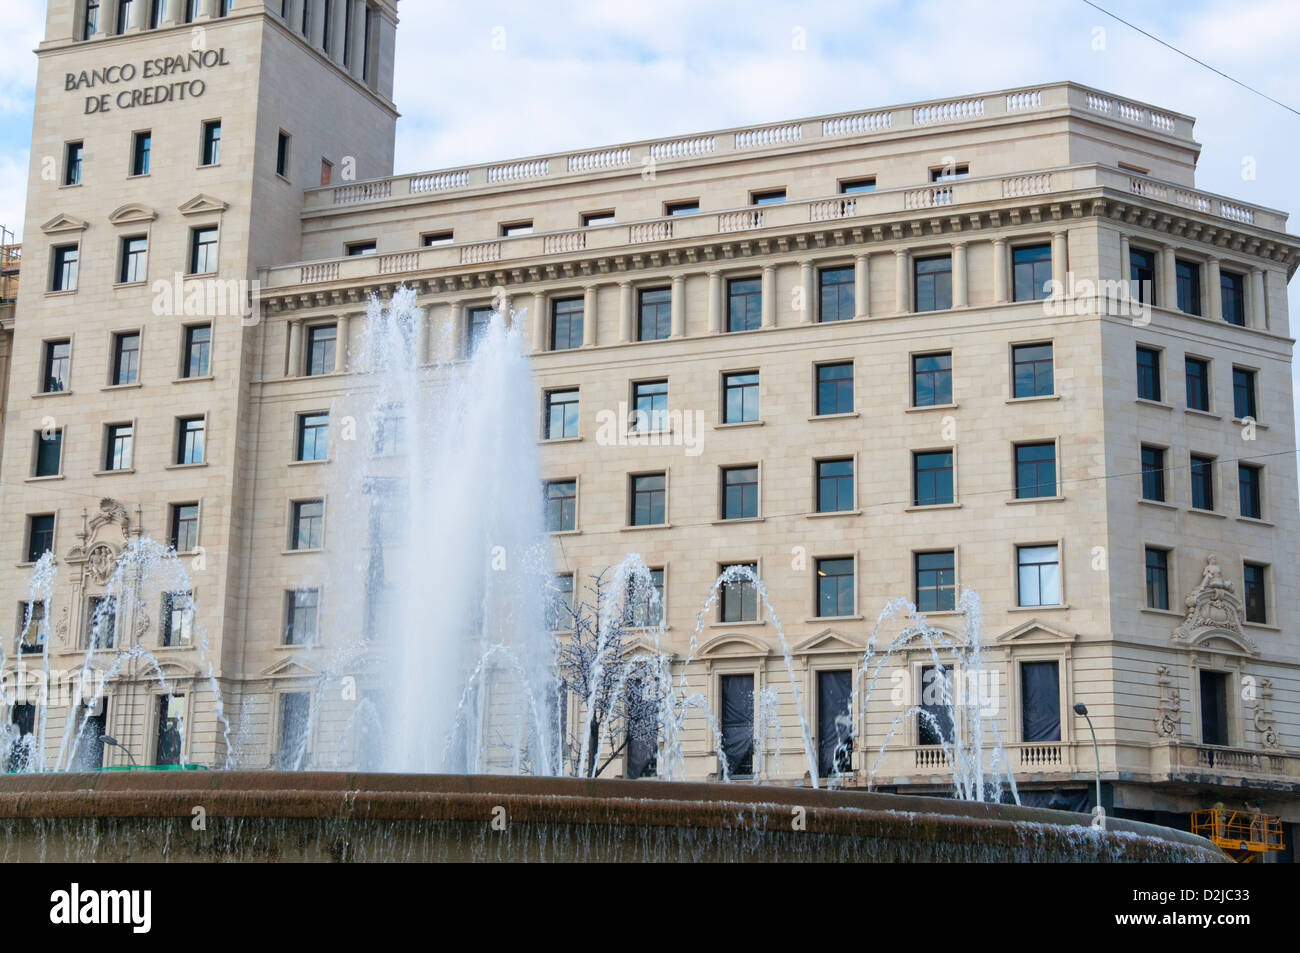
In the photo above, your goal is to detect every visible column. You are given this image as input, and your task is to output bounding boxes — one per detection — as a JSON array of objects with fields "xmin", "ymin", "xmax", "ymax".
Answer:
[
  {"xmin": 894, "ymin": 249, "xmax": 910, "ymax": 313},
  {"xmin": 451, "ymin": 301, "xmax": 467, "ymax": 360},
  {"xmin": 414, "ymin": 311, "xmax": 431, "ymax": 367},
  {"xmin": 1250, "ymin": 268, "xmax": 1266, "ymax": 329},
  {"xmin": 799, "ymin": 261, "xmax": 814, "ymax": 324},
  {"xmin": 582, "ymin": 286, "xmax": 597, "ymax": 346},
  {"xmin": 1206, "ymin": 258, "xmax": 1222, "ymax": 322},
  {"xmin": 286, "ymin": 320, "xmax": 303, "ymax": 377},
  {"xmin": 1161, "ymin": 244, "xmax": 1177, "ymax": 309},
  {"xmin": 707, "ymin": 272, "xmax": 722, "ymax": 333},
  {"xmin": 309, "ymin": 0, "xmax": 327, "ymax": 50},
  {"xmin": 618, "ymin": 282, "xmax": 633, "ymax": 343},
  {"xmin": 348, "ymin": 0, "xmax": 368, "ymax": 80},
  {"xmin": 329, "ymin": 0, "xmax": 347, "ymax": 59},
  {"xmin": 1118, "ymin": 234, "xmax": 1130, "ymax": 287},
  {"xmin": 95, "ymin": 0, "xmax": 114, "ymax": 34},
  {"xmin": 336, "ymin": 313, "xmax": 352, "ymax": 372},
  {"xmin": 1051, "ymin": 230, "xmax": 1069, "ymax": 294},
  {"xmin": 761, "ymin": 265, "xmax": 776, "ymax": 328},
  {"xmin": 162, "ymin": 0, "xmax": 181, "ymax": 26},
  {"xmin": 201, "ymin": 0, "xmax": 219, "ymax": 19},
  {"xmin": 992, "ymin": 239, "xmax": 1008, "ymax": 304},
  {"xmin": 670, "ymin": 276, "xmax": 686, "ymax": 337},
  {"xmin": 952, "ymin": 242, "xmax": 968, "ymax": 308},
  {"xmin": 854, "ymin": 253, "xmax": 870, "ymax": 319},
  {"xmin": 130, "ymin": 0, "xmax": 150, "ymax": 31},
  {"xmin": 532, "ymin": 292, "xmax": 548, "ymax": 352}
]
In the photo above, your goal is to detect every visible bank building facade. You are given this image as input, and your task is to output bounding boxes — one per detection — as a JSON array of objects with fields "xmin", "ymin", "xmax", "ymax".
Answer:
[{"xmin": 2, "ymin": 0, "xmax": 1299, "ymax": 854}]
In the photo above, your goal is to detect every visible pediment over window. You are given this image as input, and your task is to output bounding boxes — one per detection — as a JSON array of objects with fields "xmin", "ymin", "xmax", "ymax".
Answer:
[
  {"xmin": 1186, "ymin": 629, "xmax": 1257, "ymax": 657},
  {"xmin": 698, "ymin": 633, "xmax": 770, "ymax": 659},
  {"xmin": 627, "ymin": 635, "xmax": 676, "ymax": 659},
  {"xmin": 259, "ymin": 657, "xmax": 321, "ymax": 679},
  {"xmin": 40, "ymin": 213, "xmax": 88, "ymax": 234},
  {"xmin": 793, "ymin": 628, "xmax": 864, "ymax": 654},
  {"xmin": 892, "ymin": 623, "xmax": 962, "ymax": 652},
  {"xmin": 177, "ymin": 194, "xmax": 228, "ymax": 216},
  {"xmin": 996, "ymin": 619, "xmax": 1077, "ymax": 644},
  {"xmin": 154, "ymin": 659, "xmax": 200, "ymax": 681},
  {"xmin": 108, "ymin": 203, "xmax": 158, "ymax": 225}
]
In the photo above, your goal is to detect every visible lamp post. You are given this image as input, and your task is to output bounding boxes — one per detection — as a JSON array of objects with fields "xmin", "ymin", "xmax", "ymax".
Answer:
[
  {"xmin": 100, "ymin": 734, "xmax": 138, "ymax": 768},
  {"xmin": 1073, "ymin": 702, "xmax": 1101, "ymax": 812}
]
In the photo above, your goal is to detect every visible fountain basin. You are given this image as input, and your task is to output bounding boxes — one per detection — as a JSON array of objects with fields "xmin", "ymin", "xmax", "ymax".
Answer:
[{"xmin": 0, "ymin": 772, "xmax": 1224, "ymax": 862}]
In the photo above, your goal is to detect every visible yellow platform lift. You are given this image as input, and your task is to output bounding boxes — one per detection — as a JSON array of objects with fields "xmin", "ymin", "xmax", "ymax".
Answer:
[{"xmin": 1191, "ymin": 807, "xmax": 1285, "ymax": 862}]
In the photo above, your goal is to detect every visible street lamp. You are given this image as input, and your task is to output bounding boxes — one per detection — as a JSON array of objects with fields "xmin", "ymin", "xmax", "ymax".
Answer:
[
  {"xmin": 100, "ymin": 734, "xmax": 138, "ymax": 768},
  {"xmin": 1073, "ymin": 702, "xmax": 1101, "ymax": 812}
]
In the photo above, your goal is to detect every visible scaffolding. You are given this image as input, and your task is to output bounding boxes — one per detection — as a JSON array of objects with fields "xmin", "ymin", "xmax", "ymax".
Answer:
[
  {"xmin": 1191, "ymin": 807, "xmax": 1285, "ymax": 862},
  {"xmin": 0, "ymin": 225, "xmax": 18, "ymax": 304}
]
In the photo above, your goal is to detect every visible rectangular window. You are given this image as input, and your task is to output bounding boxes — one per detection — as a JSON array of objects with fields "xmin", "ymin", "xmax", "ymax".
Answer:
[
  {"xmin": 161, "ymin": 591, "xmax": 193, "ymax": 647},
  {"xmin": 112, "ymin": 332, "xmax": 140, "ymax": 385},
  {"xmin": 297, "ymin": 412, "xmax": 328, "ymax": 462},
  {"xmin": 632, "ymin": 380, "xmax": 668, "ymax": 432},
  {"xmin": 466, "ymin": 306, "xmax": 493, "ymax": 356},
  {"xmin": 284, "ymin": 588, "xmax": 319, "ymax": 645},
  {"xmin": 637, "ymin": 287, "xmax": 671, "ymax": 341},
  {"xmin": 914, "ymin": 255, "xmax": 952, "ymax": 312},
  {"xmin": 362, "ymin": 4, "xmax": 373, "ymax": 81},
  {"xmin": 719, "ymin": 674, "xmax": 754, "ymax": 776},
  {"xmin": 1141, "ymin": 445, "xmax": 1166, "ymax": 502},
  {"xmin": 422, "ymin": 230, "xmax": 453, "ymax": 246},
  {"xmin": 201, "ymin": 121, "xmax": 221, "ymax": 166},
  {"xmin": 582, "ymin": 211, "xmax": 616, "ymax": 227},
  {"xmin": 1145, "ymin": 547, "xmax": 1170, "ymax": 610},
  {"xmin": 1012, "ymin": 244, "xmax": 1052, "ymax": 302},
  {"xmin": 177, "ymin": 416, "xmax": 205, "ymax": 465},
  {"xmin": 345, "ymin": 241, "xmax": 377, "ymax": 256},
  {"xmin": 816, "ymin": 362, "xmax": 853, "ymax": 416},
  {"xmin": 183, "ymin": 325, "xmax": 211, "ymax": 378},
  {"xmin": 83, "ymin": 1, "xmax": 100, "ymax": 40},
  {"xmin": 305, "ymin": 324, "xmax": 336, "ymax": 376},
  {"xmin": 1129, "ymin": 248, "xmax": 1156, "ymax": 305},
  {"xmin": 817, "ymin": 669, "xmax": 854, "ymax": 776},
  {"xmin": 544, "ymin": 389, "xmax": 579, "ymax": 440},
  {"xmin": 155, "ymin": 694, "xmax": 185, "ymax": 765},
  {"xmin": 839, "ymin": 177, "xmax": 876, "ymax": 194},
  {"xmin": 1136, "ymin": 346, "xmax": 1161, "ymax": 402},
  {"xmin": 291, "ymin": 500, "xmax": 324, "ymax": 550},
  {"xmin": 276, "ymin": 693, "xmax": 310, "ymax": 769},
  {"xmin": 631, "ymin": 473, "xmax": 666, "ymax": 526},
  {"xmin": 1185, "ymin": 357, "xmax": 1210, "ymax": 412},
  {"xmin": 372, "ymin": 404, "xmax": 404, "ymax": 456},
  {"xmin": 319, "ymin": 159, "xmax": 333, "ymax": 186},
  {"xmin": 751, "ymin": 189, "xmax": 786, "ymax": 205},
  {"xmin": 88, "ymin": 596, "xmax": 117, "ymax": 649},
  {"xmin": 170, "ymin": 503, "xmax": 199, "ymax": 552},
  {"xmin": 64, "ymin": 142, "xmax": 84, "ymax": 186},
  {"xmin": 912, "ymin": 352, "xmax": 952, "ymax": 407},
  {"xmin": 816, "ymin": 459, "xmax": 854, "ymax": 513},
  {"xmin": 1238, "ymin": 464, "xmax": 1262, "ymax": 519},
  {"xmin": 815, "ymin": 557, "xmax": 853, "ymax": 618},
  {"xmin": 913, "ymin": 450, "xmax": 954, "ymax": 506},
  {"xmin": 500, "ymin": 221, "xmax": 533, "ymax": 237},
  {"xmin": 52, "ymin": 245, "xmax": 79, "ymax": 292},
  {"xmin": 299, "ymin": 0, "xmax": 309, "ymax": 33},
  {"xmin": 149, "ymin": 0, "xmax": 162, "ymax": 29},
  {"xmin": 722, "ymin": 371, "xmax": 759, "ymax": 423},
  {"xmin": 1199, "ymin": 671, "xmax": 1229, "ymax": 746},
  {"xmin": 544, "ymin": 480, "xmax": 577, "ymax": 532},
  {"xmin": 1190, "ymin": 455, "xmax": 1215, "ymax": 511},
  {"xmin": 34, "ymin": 430, "xmax": 62, "ymax": 478},
  {"xmin": 546, "ymin": 574, "xmax": 573, "ymax": 631},
  {"xmin": 1243, "ymin": 563, "xmax": 1267, "ymax": 624},
  {"xmin": 1014, "ymin": 442, "xmax": 1057, "ymax": 499},
  {"xmin": 189, "ymin": 226, "xmax": 218, "ymax": 274},
  {"xmin": 1220, "ymin": 270, "xmax": 1246, "ymax": 326},
  {"xmin": 1012, "ymin": 343, "xmax": 1054, "ymax": 397},
  {"xmin": 550, "ymin": 297, "xmax": 583, "ymax": 351},
  {"xmin": 918, "ymin": 665, "xmax": 954, "ymax": 745},
  {"xmin": 1017, "ymin": 544, "xmax": 1061, "ymax": 607},
  {"xmin": 119, "ymin": 236, "xmax": 148, "ymax": 284},
  {"xmin": 930, "ymin": 164, "xmax": 968, "ymax": 182},
  {"xmin": 131, "ymin": 131, "xmax": 151, "ymax": 176},
  {"xmin": 320, "ymin": 0, "xmax": 331, "ymax": 46},
  {"xmin": 1175, "ymin": 259, "xmax": 1202, "ymax": 315},
  {"xmin": 721, "ymin": 467, "xmax": 758, "ymax": 520},
  {"xmin": 726, "ymin": 277, "xmax": 762, "ymax": 332},
  {"xmin": 720, "ymin": 563, "xmax": 758, "ymax": 623},
  {"xmin": 627, "ymin": 568, "xmax": 664, "ymax": 629},
  {"xmin": 1020, "ymin": 661, "xmax": 1061, "ymax": 742},
  {"xmin": 26, "ymin": 515, "xmax": 54, "ymax": 563},
  {"xmin": 665, "ymin": 201, "xmax": 699, "ymax": 216},
  {"xmin": 185, "ymin": 0, "xmax": 199, "ymax": 22},
  {"xmin": 915, "ymin": 551, "xmax": 956, "ymax": 612},
  {"xmin": 1232, "ymin": 367, "xmax": 1257, "ymax": 420},
  {"xmin": 105, "ymin": 424, "xmax": 133, "ymax": 471},
  {"xmin": 818, "ymin": 267, "xmax": 855, "ymax": 322},
  {"xmin": 19, "ymin": 600, "xmax": 46, "ymax": 655},
  {"xmin": 43, "ymin": 340, "xmax": 71, "ymax": 392}
]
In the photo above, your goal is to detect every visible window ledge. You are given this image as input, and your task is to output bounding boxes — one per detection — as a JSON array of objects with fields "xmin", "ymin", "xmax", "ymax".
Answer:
[
  {"xmin": 112, "ymin": 281, "xmax": 148, "ymax": 290},
  {"xmin": 1006, "ymin": 495, "xmax": 1064, "ymax": 505},
  {"xmin": 904, "ymin": 502, "xmax": 961, "ymax": 512},
  {"xmin": 708, "ymin": 620, "xmax": 766, "ymax": 628},
  {"xmin": 1236, "ymin": 516, "xmax": 1273, "ymax": 528},
  {"xmin": 712, "ymin": 517, "xmax": 766, "ymax": 526},
  {"xmin": 1134, "ymin": 398, "xmax": 1173, "ymax": 411},
  {"xmin": 714, "ymin": 420, "xmax": 764, "ymax": 430},
  {"xmin": 805, "ymin": 615, "xmax": 864, "ymax": 623},
  {"xmin": 1184, "ymin": 408, "xmax": 1221, "ymax": 421},
  {"xmin": 807, "ymin": 509, "xmax": 861, "ymax": 519},
  {"xmin": 165, "ymin": 462, "xmax": 208, "ymax": 471},
  {"xmin": 919, "ymin": 609, "xmax": 963, "ymax": 618},
  {"xmin": 540, "ymin": 436, "xmax": 583, "ymax": 445},
  {"xmin": 1188, "ymin": 507, "xmax": 1226, "ymax": 519},
  {"xmin": 548, "ymin": 529, "xmax": 582, "ymax": 537},
  {"xmin": 905, "ymin": 403, "xmax": 958, "ymax": 414},
  {"xmin": 288, "ymin": 458, "xmax": 330, "ymax": 467},
  {"xmin": 1242, "ymin": 621, "xmax": 1281, "ymax": 632},
  {"xmin": 1232, "ymin": 417, "xmax": 1267, "ymax": 430},
  {"xmin": 621, "ymin": 523, "xmax": 673, "ymax": 532},
  {"xmin": 1139, "ymin": 606, "xmax": 1183, "ymax": 618},
  {"xmin": 94, "ymin": 468, "xmax": 135, "ymax": 477},
  {"xmin": 1137, "ymin": 498, "xmax": 1177, "ymax": 511},
  {"xmin": 25, "ymin": 475, "xmax": 64, "ymax": 483},
  {"xmin": 281, "ymin": 548, "xmax": 324, "ymax": 556},
  {"xmin": 1006, "ymin": 394, "xmax": 1059, "ymax": 404},
  {"xmin": 31, "ymin": 391, "xmax": 74, "ymax": 398},
  {"xmin": 173, "ymin": 375, "xmax": 215, "ymax": 384},
  {"xmin": 102, "ymin": 382, "xmax": 143, "ymax": 391},
  {"xmin": 44, "ymin": 290, "xmax": 77, "ymax": 298},
  {"xmin": 808, "ymin": 412, "xmax": 860, "ymax": 422},
  {"xmin": 1007, "ymin": 604, "xmax": 1070, "ymax": 612},
  {"xmin": 625, "ymin": 428, "xmax": 673, "ymax": 439}
]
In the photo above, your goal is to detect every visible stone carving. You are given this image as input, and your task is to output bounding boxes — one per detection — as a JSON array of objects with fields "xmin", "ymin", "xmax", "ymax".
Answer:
[
  {"xmin": 88, "ymin": 498, "xmax": 131, "ymax": 535},
  {"xmin": 87, "ymin": 543, "xmax": 119, "ymax": 584},
  {"xmin": 1253, "ymin": 677, "xmax": 1281, "ymax": 749},
  {"xmin": 1155, "ymin": 665, "xmax": 1180, "ymax": 737},
  {"xmin": 1172, "ymin": 554, "xmax": 1257, "ymax": 654}
]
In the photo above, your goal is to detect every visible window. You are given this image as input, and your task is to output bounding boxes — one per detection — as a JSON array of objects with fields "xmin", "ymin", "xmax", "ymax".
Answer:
[
  {"xmin": 721, "ymin": 466, "xmax": 758, "ymax": 520},
  {"xmin": 544, "ymin": 480, "xmax": 576, "ymax": 532},
  {"xmin": 1020, "ymin": 661, "xmax": 1060, "ymax": 742},
  {"xmin": 720, "ymin": 564, "xmax": 758, "ymax": 622},
  {"xmin": 220, "ymin": 0, "xmax": 233, "ymax": 16},
  {"xmin": 719, "ymin": 674, "xmax": 754, "ymax": 776},
  {"xmin": 1220, "ymin": 270, "xmax": 1246, "ymax": 326},
  {"xmin": 83, "ymin": 0, "xmax": 100, "ymax": 39},
  {"xmin": 1144, "ymin": 547, "xmax": 1170, "ymax": 610},
  {"xmin": 177, "ymin": 416, "xmax": 205, "ymax": 465},
  {"xmin": 1175, "ymin": 259, "xmax": 1202, "ymax": 315},
  {"xmin": 170, "ymin": 503, "xmax": 199, "ymax": 552},
  {"xmin": 362, "ymin": 4, "xmax": 373, "ymax": 80},
  {"xmin": 189, "ymin": 226, "xmax": 218, "ymax": 274},
  {"xmin": 751, "ymin": 189, "xmax": 786, "ymax": 205},
  {"xmin": 1199, "ymin": 671, "xmax": 1229, "ymax": 746},
  {"xmin": 500, "ymin": 221, "xmax": 533, "ymax": 237},
  {"xmin": 665, "ymin": 200, "xmax": 699, "ymax": 216},
  {"xmin": 1012, "ymin": 244, "xmax": 1052, "ymax": 302},
  {"xmin": 1012, "ymin": 343, "xmax": 1053, "ymax": 397},
  {"xmin": 1190, "ymin": 455, "xmax": 1215, "ymax": 511},
  {"xmin": 466, "ymin": 306, "xmax": 493, "ymax": 355},
  {"xmin": 815, "ymin": 557, "xmax": 853, "ymax": 618},
  {"xmin": 345, "ymin": 241, "xmax": 377, "ymax": 257},
  {"xmin": 817, "ymin": 670, "xmax": 854, "ymax": 776},
  {"xmin": 112, "ymin": 332, "xmax": 140, "ymax": 385},
  {"xmin": 276, "ymin": 693, "xmax": 310, "ymax": 770},
  {"xmin": 184, "ymin": 0, "xmax": 199, "ymax": 22},
  {"xmin": 131, "ymin": 131, "xmax": 151, "ymax": 176},
  {"xmin": 26, "ymin": 515, "xmax": 54, "ymax": 563},
  {"xmin": 161, "ymin": 591, "xmax": 194, "ymax": 647},
  {"xmin": 818, "ymin": 267, "xmax": 855, "ymax": 322},
  {"xmin": 913, "ymin": 451, "xmax": 954, "ymax": 506},
  {"xmin": 155, "ymin": 694, "xmax": 185, "ymax": 765},
  {"xmin": 291, "ymin": 500, "xmax": 324, "ymax": 550},
  {"xmin": 284, "ymin": 589, "xmax": 319, "ymax": 645},
  {"xmin": 105, "ymin": 424, "xmax": 133, "ymax": 471},
  {"xmin": 631, "ymin": 474, "xmax": 666, "ymax": 526},
  {"xmin": 149, "ymin": 0, "xmax": 162, "ymax": 29},
  {"xmin": 43, "ymin": 340, "xmax": 71, "ymax": 392},
  {"xmin": 912, "ymin": 352, "xmax": 952, "ymax": 406},
  {"xmin": 551, "ymin": 297, "xmax": 583, "ymax": 351},
  {"xmin": 637, "ymin": 287, "xmax": 671, "ymax": 341},
  {"xmin": 727, "ymin": 277, "xmax": 762, "ymax": 332},
  {"xmin": 1238, "ymin": 464, "xmax": 1262, "ymax": 519},
  {"xmin": 19, "ymin": 601, "xmax": 46, "ymax": 655},
  {"xmin": 1185, "ymin": 357, "xmax": 1210, "ymax": 412},
  {"xmin": 1136, "ymin": 346, "xmax": 1161, "ymax": 402},
  {"xmin": 547, "ymin": 574, "xmax": 573, "ymax": 631},
  {"xmin": 306, "ymin": 324, "xmax": 336, "ymax": 376},
  {"xmin": 1140, "ymin": 446, "xmax": 1166, "ymax": 502},
  {"xmin": 1017, "ymin": 544, "xmax": 1060, "ymax": 607},
  {"xmin": 914, "ymin": 255, "xmax": 952, "ymax": 312},
  {"xmin": 722, "ymin": 371, "xmax": 759, "ymax": 423},
  {"xmin": 918, "ymin": 665, "xmax": 954, "ymax": 745},
  {"xmin": 816, "ymin": 362, "xmax": 853, "ymax": 415},
  {"xmin": 816, "ymin": 459, "xmax": 854, "ymax": 513},
  {"xmin": 372, "ymin": 404, "xmax": 404, "ymax": 456},
  {"xmin": 315, "ymin": 157, "xmax": 332, "ymax": 186},
  {"xmin": 930, "ymin": 164, "xmax": 968, "ymax": 182},
  {"xmin": 915, "ymin": 551, "xmax": 955, "ymax": 612},
  {"xmin": 839, "ymin": 177, "xmax": 876, "ymax": 193},
  {"xmin": 64, "ymin": 142, "xmax": 84, "ymax": 186},
  {"xmin": 422, "ymin": 231, "xmax": 453, "ymax": 246},
  {"xmin": 297, "ymin": 413, "xmax": 328, "ymax": 462},
  {"xmin": 119, "ymin": 236, "xmax": 148, "ymax": 284},
  {"xmin": 632, "ymin": 380, "xmax": 668, "ymax": 432},
  {"xmin": 1129, "ymin": 248, "xmax": 1156, "ymax": 305},
  {"xmin": 1014, "ymin": 442, "xmax": 1056, "ymax": 499},
  {"xmin": 627, "ymin": 568, "xmax": 664, "ymax": 628},
  {"xmin": 201, "ymin": 121, "xmax": 221, "ymax": 166},
  {"xmin": 1243, "ymin": 563, "xmax": 1267, "ymax": 624},
  {"xmin": 320, "ymin": 0, "xmax": 331, "ymax": 46},
  {"xmin": 544, "ymin": 389, "xmax": 579, "ymax": 440},
  {"xmin": 52, "ymin": 245, "xmax": 79, "ymax": 291},
  {"xmin": 34, "ymin": 430, "xmax": 62, "ymax": 477},
  {"xmin": 582, "ymin": 211, "xmax": 615, "ymax": 227},
  {"xmin": 299, "ymin": 0, "xmax": 309, "ymax": 33},
  {"xmin": 89, "ymin": 596, "xmax": 117, "ymax": 650},
  {"xmin": 183, "ymin": 325, "xmax": 211, "ymax": 378},
  {"xmin": 1232, "ymin": 367, "xmax": 1257, "ymax": 420}
]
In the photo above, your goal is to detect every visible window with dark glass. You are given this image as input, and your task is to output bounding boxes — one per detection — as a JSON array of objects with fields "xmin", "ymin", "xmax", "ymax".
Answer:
[
  {"xmin": 466, "ymin": 306, "xmax": 493, "ymax": 355},
  {"xmin": 913, "ymin": 450, "xmax": 954, "ymax": 506},
  {"xmin": 1220, "ymin": 270, "xmax": 1245, "ymax": 326},
  {"xmin": 291, "ymin": 500, "xmax": 323, "ymax": 550},
  {"xmin": 297, "ymin": 413, "xmax": 328, "ymax": 462},
  {"xmin": 544, "ymin": 480, "xmax": 576, "ymax": 532},
  {"xmin": 26, "ymin": 515, "xmax": 54, "ymax": 563},
  {"xmin": 914, "ymin": 255, "xmax": 952, "ymax": 312},
  {"xmin": 305, "ymin": 324, "xmax": 336, "ymax": 376},
  {"xmin": 149, "ymin": 0, "xmax": 163, "ymax": 29},
  {"xmin": 1014, "ymin": 442, "xmax": 1056, "ymax": 498},
  {"xmin": 345, "ymin": 240, "xmax": 376, "ymax": 256},
  {"xmin": 1199, "ymin": 671, "xmax": 1228, "ymax": 746},
  {"xmin": 43, "ymin": 340, "xmax": 71, "ymax": 392},
  {"xmin": 1238, "ymin": 464, "xmax": 1262, "ymax": 519},
  {"xmin": 817, "ymin": 670, "xmax": 853, "ymax": 775},
  {"xmin": 1012, "ymin": 343, "xmax": 1053, "ymax": 397},
  {"xmin": 1141, "ymin": 445, "xmax": 1165, "ymax": 502},
  {"xmin": 161, "ymin": 591, "xmax": 193, "ymax": 647},
  {"xmin": 64, "ymin": 141, "xmax": 83, "ymax": 185},
  {"xmin": 632, "ymin": 380, "xmax": 668, "ymax": 432},
  {"xmin": 276, "ymin": 693, "xmax": 310, "ymax": 770},
  {"xmin": 155, "ymin": 694, "xmax": 186, "ymax": 766},
  {"xmin": 1175, "ymin": 259, "xmax": 1202, "ymax": 315},
  {"xmin": 201, "ymin": 120, "xmax": 221, "ymax": 166},
  {"xmin": 816, "ymin": 459, "xmax": 854, "ymax": 513},
  {"xmin": 839, "ymin": 177, "xmax": 876, "ymax": 193},
  {"xmin": 547, "ymin": 574, "xmax": 573, "ymax": 630},
  {"xmin": 816, "ymin": 362, "xmax": 853, "ymax": 415},
  {"xmin": 284, "ymin": 588, "xmax": 319, "ymax": 645},
  {"xmin": 422, "ymin": 231, "xmax": 453, "ymax": 246},
  {"xmin": 105, "ymin": 424, "xmax": 133, "ymax": 471},
  {"xmin": 720, "ymin": 563, "xmax": 758, "ymax": 622},
  {"xmin": 1190, "ymin": 455, "xmax": 1214, "ymax": 511},
  {"xmin": 1129, "ymin": 248, "xmax": 1156, "ymax": 305},
  {"xmin": 818, "ymin": 267, "xmax": 854, "ymax": 322},
  {"xmin": 544, "ymin": 389, "xmax": 579, "ymax": 440},
  {"xmin": 918, "ymin": 665, "xmax": 954, "ymax": 745},
  {"xmin": 638, "ymin": 287, "xmax": 671, "ymax": 341},
  {"xmin": 114, "ymin": 0, "xmax": 133, "ymax": 32},
  {"xmin": 1017, "ymin": 544, "xmax": 1060, "ymax": 607},
  {"xmin": 185, "ymin": 0, "xmax": 199, "ymax": 22},
  {"xmin": 1232, "ymin": 367, "xmax": 1257, "ymax": 420},
  {"xmin": 184, "ymin": 325, "xmax": 211, "ymax": 378},
  {"xmin": 1020, "ymin": 661, "xmax": 1061, "ymax": 742},
  {"xmin": 1185, "ymin": 357, "xmax": 1210, "ymax": 411},
  {"xmin": 189, "ymin": 226, "xmax": 218, "ymax": 274},
  {"xmin": 627, "ymin": 568, "xmax": 664, "ymax": 628},
  {"xmin": 1136, "ymin": 346, "xmax": 1161, "ymax": 401},
  {"xmin": 721, "ymin": 466, "xmax": 758, "ymax": 520},
  {"xmin": 52, "ymin": 245, "xmax": 78, "ymax": 292},
  {"xmin": 915, "ymin": 551, "xmax": 955, "ymax": 612},
  {"xmin": 19, "ymin": 600, "xmax": 46, "ymax": 655},
  {"xmin": 82, "ymin": 1, "xmax": 100, "ymax": 40},
  {"xmin": 815, "ymin": 557, "xmax": 853, "ymax": 618},
  {"xmin": 1012, "ymin": 244, "xmax": 1052, "ymax": 301},
  {"xmin": 177, "ymin": 416, "xmax": 205, "ymax": 465},
  {"xmin": 131, "ymin": 131, "xmax": 151, "ymax": 176},
  {"xmin": 1243, "ymin": 563, "xmax": 1266, "ymax": 624},
  {"xmin": 500, "ymin": 221, "xmax": 533, "ymax": 237},
  {"xmin": 722, "ymin": 371, "xmax": 759, "ymax": 423},
  {"xmin": 112, "ymin": 332, "xmax": 140, "ymax": 385},
  {"xmin": 582, "ymin": 211, "xmax": 615, "ymax": 227},
  {"xmin": 719, "ymin": 674, "xmax": 754, "ymax": 776},
  {"xmin": 89, "ymin": 596, "xmax": 117, "ymax": 650},
  {"xmin": 751, "ymin": 189, "xmax": 786, "ymax": 205},
  {"xmin": 171, "ymin": 503, "xmax": 199, "ymax": 552},
  {"xmin": 34, "ymin": 430, "xmax": 62, "ymax": 478},
  {"xmin": 1144, "ymin": 547, "xmax": 1170, "ymax": 610},
  {"xmin": 727, "ymin": 277, "xmax": 762, "ymax": 332},
  {"xmin": 631, "ymin": 473, "xmax": 666, "ymax": 526},
  {"xmin": 930, "ymin": 164, "xmax": 968, "ymax": 182},
  {"xmin": 912, "ymin": 352, "xmax": 952, "ymax": 407},
  {"xmin": 665, "ymin": 200, "xmax": 699, "ymax": 216},
  {"xmin": 551, "ymin": 297, "xmax": 583, "ymax": 351},
  {"xmin": 119, "ymin": 236, "xmax": 147, "ymax": 283}
]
